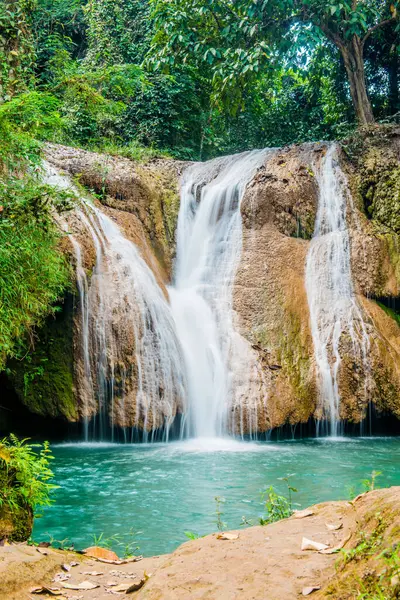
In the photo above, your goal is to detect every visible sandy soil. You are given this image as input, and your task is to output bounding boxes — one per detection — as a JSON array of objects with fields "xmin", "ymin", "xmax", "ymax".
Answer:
[{"xmin": 1, "ymin": 487, "xmax": 399, "ymax": 600}]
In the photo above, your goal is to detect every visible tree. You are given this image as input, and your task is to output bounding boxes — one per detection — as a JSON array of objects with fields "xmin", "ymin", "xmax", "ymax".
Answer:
[
  {"xmin": 0, "ymin": 0, "xmax": 37, "ymax": 102},
  {"xmin": 150, "ymin": 0, "xmax": 400, "ymax": 124},
  {"xmin": 300, "ymin": 1, "xmax": 399, "ymax": 123}
]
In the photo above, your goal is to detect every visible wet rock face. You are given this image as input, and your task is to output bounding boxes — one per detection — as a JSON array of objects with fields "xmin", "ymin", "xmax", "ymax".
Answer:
[
  {"xmin": 241, "ymin": 144, "xmax": 319, "ymax": 239},
  {"xmin": 11, "ymin": 135, "xmax": 400, "ymax": 436},
  {"xmin": 235, "ymin": 137, "xmax": 400, "ymax": 432},
  {"xmin": 44, "ymin": 143, "xmax": 183, "ymax": 277}
]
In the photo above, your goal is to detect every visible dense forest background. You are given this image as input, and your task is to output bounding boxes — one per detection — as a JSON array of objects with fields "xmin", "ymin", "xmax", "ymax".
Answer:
[{"xmin": 1, "ymin": 0, "xmax": 399, "ymax": 162}]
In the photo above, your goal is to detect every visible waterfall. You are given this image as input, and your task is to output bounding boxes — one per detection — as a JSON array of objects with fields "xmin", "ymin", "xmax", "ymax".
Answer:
[
  {"xmin": 305, "ymin": 144, "xmax": 370, "ymax": 436},
  {"xmin": 44, "ymin": 164, "xmax": 186, "ymax": 441},
  {"xmin": 169, "ymin": 150, "xmax": 269, "ymax": 439}
]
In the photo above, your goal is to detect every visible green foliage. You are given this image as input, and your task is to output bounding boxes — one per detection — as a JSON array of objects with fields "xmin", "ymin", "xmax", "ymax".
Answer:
[
  {"xmin": 340, "ymin": 513, "xmax": 387, "ymax": 566},
  {"xmin": 184, "ymin": 530, "xmax": 201, "ymax": 540},
  {"xmin": 84, "ymin": 0, "xmax": 151, "ymax": 66},
  {"xmin": 0, "ymin": 176, "xmax": 73, "ymax": 369},
  {"xmin": 150, "ymin": 0, "xmax": 400, "ymax": 123},
  {"xmin": 0, "ymin": 93, "xmax": 75, "ymax": 369},
  {"xmin": 0, "ymin": 434, "xmax": 57, "ymax": 514},
  {"xmin": 259, "ymin": 474, "xmax": 297, "ymax": 525},
  {"xmin": 0, "ymin": 0, "xmax": 37, "ymax": 101},
  {"xmin": 259, "ymin": 486, "xmax": 293, "ymax": 525},
  {"xmin": 362, "ymin": 470, "xmax": 383, "ymax": 492}
]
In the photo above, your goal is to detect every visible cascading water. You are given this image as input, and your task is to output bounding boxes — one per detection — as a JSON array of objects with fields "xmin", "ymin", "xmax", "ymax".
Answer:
[
  {"xmin": 169, "ymin": 150, "xmax": 269, "ymax": 439},
  {"xmin": 44, "ymin": 164, "xmax": 186, "ymax": 442},
  {"xmin": 46, "ymin": 151, "xmax": 270, "ymax": 442},
  {"xmin": 305, "ymin": 144, "xmax": 370, "ymax": 436}
]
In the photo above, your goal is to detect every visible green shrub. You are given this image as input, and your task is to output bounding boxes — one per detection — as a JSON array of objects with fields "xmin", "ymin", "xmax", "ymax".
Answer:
[
  {"xmin": 0, "ymin": 435, "xmax": 57, "ymax": 515},
  {"xmin": 0, "ymin": 176, "xmax": 74, "ymax": 369},
  {"xmin": 259, "ymin": 476, "xmax": 297, "ymax": 525}
]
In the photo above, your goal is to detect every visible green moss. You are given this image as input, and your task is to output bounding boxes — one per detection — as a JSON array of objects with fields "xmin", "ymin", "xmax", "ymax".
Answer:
[
  {"xmin": 374, "ymin": 301, "xmax": 400, "ymax": 326},
  {"xmin": 279, "ymin": 310, "xmax": 315, "ymax": 415},
  {"xmin": 8, "ymin": 294, "xmax": 77, "ymax": 421},
  {"xmin": 366, "ymin": 165, "xmax": 400, "ymax": 233},
  {"xmin": 384, "ymin": 232, "xmax": 400, "ymax": 289}
]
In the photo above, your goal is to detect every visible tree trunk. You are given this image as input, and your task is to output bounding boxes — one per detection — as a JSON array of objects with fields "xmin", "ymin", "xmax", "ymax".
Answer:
[
  {"xmin": 388, "ymin": 49, "xmax": 399, "ymax": 115},
  {"xmin": 339, "ymin": 37, "xmax": 375, "ymax": 125}
]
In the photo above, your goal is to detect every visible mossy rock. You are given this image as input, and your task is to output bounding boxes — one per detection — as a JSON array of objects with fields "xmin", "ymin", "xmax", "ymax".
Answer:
[
  {"xmin": 0, "ymin": 503, "xmax": 33, "ymax": 542},
  {"xmin": 7, "ymin": 294, "xmax": 77, "ymax": 422}
]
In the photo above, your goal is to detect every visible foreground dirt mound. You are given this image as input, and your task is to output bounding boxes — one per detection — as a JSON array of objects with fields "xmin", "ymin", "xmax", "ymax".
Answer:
[
  {"xmin": 3, "ymin": 487, "xmax": 399, "ymax": 599},
  {"xmin": 137, "ymin": 487, "xmax": 400, "ymax": 600}
]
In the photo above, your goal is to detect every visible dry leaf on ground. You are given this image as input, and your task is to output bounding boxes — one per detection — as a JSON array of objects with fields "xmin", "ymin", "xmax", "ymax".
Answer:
[
  {"xmin": 301, "ymin": 537, "xmax": 329, "ymax": 551},
  {"xmin": 302, "ymin": 585, "xmax": 321, "ymax": 595},
  {"xmin": 61, "ymin": 580, "xmax": 99, "ymax": 590},
  {"xmin": 319, "ymin": 533, "xmax": 351, "ymax": 554},
  {"xmin": 326, "ymin": 523, "xmax": 343, "ymax": 531},
  {"xmin": 30, "ymin": 586, "xmax": 63, "ymax": 595},
  {"xmin": 83, "ymin": 546, "xmax": 119, "ymax": 561},
  {"xmin": 292, "ymin": 509, "xmax": 314, "ymax": 519},
  {"xmin": 126, "ymin": 577, "xmax": 147, "ymax": 593},
  {"xmin": 217, "ymin": 532, "xmax": 239, "ymax": 540}
]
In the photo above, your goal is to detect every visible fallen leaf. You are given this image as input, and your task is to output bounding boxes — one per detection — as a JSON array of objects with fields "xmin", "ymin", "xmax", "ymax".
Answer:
[
  {"xmin": 83, "ymin": 546, "xmax": 120, "ymax": 561},
  {"xmin": 70, "ymin": 561, "xmax": 80, "ymax": 567},
  {"xmin": 36, "ymin": 547, "xmax": 49, "ymax": 555},
  {"xmin": 217, "ymin": 532, "xmax": 239, "ymax": 540},
  {"xmin": 52, "ymin": 573, "xmax": 71, "ymax": 582},
  {"xmin": 30, "ymin": 586, "xmax": 63, "ymax": 595},
  {"xmin": 352, "ymin": 493, "xmax": 366, "ymax": 504},
  {"xmin": 302, "ymin": 586, "xmax": 321, "ymax": 596},
  {"xmin": 61, "ymin": 564, "xmax": 71, "ymax": 572},
  {"xmin": 83, "ymin": 571, "xmax": 104, "ymax": 576},
  {"xmin": 326, "ymin": 523, "xmax": 343, "ymax": 531},
  {"xmin": 106, "ymin": 581, "xmax": 118, "ymax": 586},
  {"xmin": 126, "ymin": 577, "xmax": 147, "ymax": 593},
  {"xmin": 301, "ymin": 537, "xmax": 329, "ymax": 551},
  {"xmin": 319, "ymin": 533, "xmax": 351, "ymax": 554},
  {"xmin": 292, "ymin": 509, "xmax": 314, "ymax": 519},
  {"xmin": 112, "ymin": 583, "xmax": 131, "ymax": 592},
  {"xmin": 61, "ymin": 581, "xmax": 99, "ymax": 590}
]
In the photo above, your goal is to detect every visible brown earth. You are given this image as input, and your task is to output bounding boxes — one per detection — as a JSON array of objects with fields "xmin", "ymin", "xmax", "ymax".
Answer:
[{"xmin": 3, "ymin": 487, "xmax": 400, "ymax": 600}]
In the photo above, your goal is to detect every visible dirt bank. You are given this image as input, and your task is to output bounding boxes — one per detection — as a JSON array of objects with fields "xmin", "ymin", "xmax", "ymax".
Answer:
[{"xmin": 2, "ymin": 487, "xmax": 399, "ymax": 599}]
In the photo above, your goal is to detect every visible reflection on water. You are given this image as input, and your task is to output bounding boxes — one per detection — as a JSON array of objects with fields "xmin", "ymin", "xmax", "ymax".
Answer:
[{"xmin": 34, "ymin": 438, "xmax": 400, "ymax": 556}]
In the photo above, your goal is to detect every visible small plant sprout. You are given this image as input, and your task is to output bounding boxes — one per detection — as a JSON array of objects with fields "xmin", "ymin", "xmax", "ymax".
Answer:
[
  {"xmin": 184, "ymin": 531, "xmax": 200, "ymax": 540},
  {"xmin": 91, "ymin": 529, "xmax": 140, "ymax": 557},
  {"xmin": 362, "ymin": 471, "xmax": 383, "ymax": 492},
  {"xmin": 259, "ymin": 475, "xmax": 298, "ymax": 525},
  {"xmin": 277, "ymin": 473, "xmax": 298, "ymax": 507},
  {"xmin": 214, "ymin": 496, "xmax": 227, "ymax": 532}
]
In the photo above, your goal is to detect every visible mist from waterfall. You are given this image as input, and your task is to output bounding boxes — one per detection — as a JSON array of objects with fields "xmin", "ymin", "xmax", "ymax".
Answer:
[
  {"xmin": 305, "ymin": 144, "xmax": 370, "ymax": 437},
  {"xmin": 169, "ymin": 150, "xmax": 269, "ymax": 439}
]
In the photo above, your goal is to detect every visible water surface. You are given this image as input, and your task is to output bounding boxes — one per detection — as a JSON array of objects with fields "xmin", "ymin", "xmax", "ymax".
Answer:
[{"xmin": 33, "ymin": 437, "xmax": 400, "ymax": 556}]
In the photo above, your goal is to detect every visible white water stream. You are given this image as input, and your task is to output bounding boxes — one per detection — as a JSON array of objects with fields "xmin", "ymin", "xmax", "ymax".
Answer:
[
  {"xmin": 169, "ymin": 150, "xmax": 269, "ymax": 438},
  {"xmin": 46, "ymin": 145, "xmax": 371, "ymax": 442},
  {"xmin": 305, "ymin": 144, "xmax": 370, "ymax": 436},
  {"xmin": 44, "ymin": 164, "xmax": 186, "ymax": 441}
]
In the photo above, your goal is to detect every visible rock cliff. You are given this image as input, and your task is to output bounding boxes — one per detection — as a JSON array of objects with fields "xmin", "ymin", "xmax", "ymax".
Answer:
[{"xmin": 3, "ymin": 127, "xmax": 400, "ymax": 436}]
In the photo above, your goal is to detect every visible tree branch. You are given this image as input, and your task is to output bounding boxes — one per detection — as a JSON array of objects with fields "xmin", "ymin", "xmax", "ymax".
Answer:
[{"xmin": 362, "ymin": 17, "xmax": 395, "ymax": 45}]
